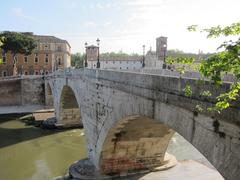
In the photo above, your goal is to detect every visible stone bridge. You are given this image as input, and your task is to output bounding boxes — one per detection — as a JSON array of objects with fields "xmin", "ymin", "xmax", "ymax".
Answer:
[{"xmin": 46, "ymin": 69, "xmax": 240, "ymax": 180}]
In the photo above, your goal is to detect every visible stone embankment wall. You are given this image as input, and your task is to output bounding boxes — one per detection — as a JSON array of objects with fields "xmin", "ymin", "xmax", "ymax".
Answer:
[{"xmin": 0, "ymin": 76, "xmax": 45, "ymax": 106}]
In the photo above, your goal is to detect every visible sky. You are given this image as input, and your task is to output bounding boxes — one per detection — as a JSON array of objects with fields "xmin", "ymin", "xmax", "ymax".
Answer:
[{"xmin": 0, "ymin": 0, "xmax": 239, "ymax": 54}]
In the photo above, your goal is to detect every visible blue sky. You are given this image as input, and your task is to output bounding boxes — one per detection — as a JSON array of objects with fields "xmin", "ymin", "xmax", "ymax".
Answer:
[{"xmin": 0, "ymin": 0, "xmax": 239, "ymax": 54}]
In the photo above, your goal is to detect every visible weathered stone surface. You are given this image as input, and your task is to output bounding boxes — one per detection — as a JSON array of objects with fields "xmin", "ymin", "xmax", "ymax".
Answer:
[
  {"xmin": 45, "ymin": 68, "xmax": 240, "ymax": 180},
  {"xmin": 0, "ymin": 76, "xmax": 45, "ymax": 106}
]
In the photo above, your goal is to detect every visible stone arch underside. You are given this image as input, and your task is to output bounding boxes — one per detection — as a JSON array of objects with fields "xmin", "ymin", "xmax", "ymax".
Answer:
[
  {"xmin": 95, "ymin": 99, "xmax": 239, "ymax": 180},
  {"xmin": 45, "ymin": 82, "xmax": 54, "ymax": 107},
  {"xmin": 99, "ymin": 115, "xmax": 175, "ymax": 175},
  {"xmin": 59, "ymin": 85, "xmax": 82, "ymax": 126}
]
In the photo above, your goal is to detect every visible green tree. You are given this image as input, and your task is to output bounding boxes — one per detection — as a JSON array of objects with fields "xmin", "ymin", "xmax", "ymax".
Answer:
[
  {"xmin": 190, "ymin": 22, "xmax": 240, "ymax": 112},
  {"xmin": 101, "ymin": 51, "xmax": 141, "ymax": 59},
  {"xmin": 0, "ymin": 31, "xmax": 37, "ymax": 57},
  {"xmin": 71, "ymin": 53, "xmax": 84, "ymax": 68},
  {"xmin": 0, "ymin": 36, "xmax": 3, "ymax": 64},
  {"xmin": 0, "ymin": 31, "xmax": 37, "ymax": 74},
  {"xmin": 167, "ymin": 22, "xmax": 240, "ymax": 112}
]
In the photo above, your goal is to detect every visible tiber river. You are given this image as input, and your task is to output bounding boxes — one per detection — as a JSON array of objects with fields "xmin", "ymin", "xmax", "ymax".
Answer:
[{"xmin": 0, "ymin": 117, "xmax": 211, "ymax": 180}]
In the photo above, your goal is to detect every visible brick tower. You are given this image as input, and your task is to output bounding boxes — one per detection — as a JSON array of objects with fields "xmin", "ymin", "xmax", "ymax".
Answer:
[{"xmin": 156, "ymin": 36, "xmax": 167, "ymax": 61}]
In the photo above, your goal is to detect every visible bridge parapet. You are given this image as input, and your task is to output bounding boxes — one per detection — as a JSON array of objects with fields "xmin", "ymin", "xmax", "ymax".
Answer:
[{"xmin": 50, "ymin": 68, "xmax": 239, "ymax": 124}]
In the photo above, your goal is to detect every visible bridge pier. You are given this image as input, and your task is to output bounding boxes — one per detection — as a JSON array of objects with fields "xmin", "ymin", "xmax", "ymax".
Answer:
[
  {"xmin": 69, "ymin": 116, "xmax": 178, "ymax": 179},
  {"xmin": 69, "ymin": 154, "xmax": 177, "ymax": 179},
  {"xmin": 57, "ymin": 108, "xmax": 82, "ymax": 127}
]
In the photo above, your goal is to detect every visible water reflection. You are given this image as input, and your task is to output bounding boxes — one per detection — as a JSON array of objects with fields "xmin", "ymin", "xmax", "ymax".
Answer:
[{"xmin": 0, "ymin": 118, "xmax": 86, "ymax": 180}]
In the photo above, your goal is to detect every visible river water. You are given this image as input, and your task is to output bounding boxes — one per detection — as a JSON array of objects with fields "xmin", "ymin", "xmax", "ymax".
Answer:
[{"xmin": 0, "ymin": 117, "xmax": 211, "ymax": 180}]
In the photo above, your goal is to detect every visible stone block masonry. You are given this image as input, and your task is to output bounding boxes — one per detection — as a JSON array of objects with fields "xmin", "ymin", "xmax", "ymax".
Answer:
[
  {"xmin": 59, "ymin": 108, "xmax": 82, "ymax": 126},
  {"xmin": 0, "ymin": 76, "xmax": 45, "ymax": 106}
]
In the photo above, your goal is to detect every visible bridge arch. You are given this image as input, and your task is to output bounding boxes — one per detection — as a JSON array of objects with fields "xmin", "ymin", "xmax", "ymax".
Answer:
[
  {"xmin": 96, "ymin": 101, "xmax": 234, "ymax": 179},
  {"xmin": 99, "ymin": 115, "xmax": 175, "ymax": 174},
  {"xmin": 58, "ymin": 85, "xmax": 83, "ymax": 127}
]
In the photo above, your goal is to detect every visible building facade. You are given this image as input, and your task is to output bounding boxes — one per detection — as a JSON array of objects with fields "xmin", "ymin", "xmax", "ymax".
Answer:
[
  {"xmin": 0, "ymin": 33, "xmax": 71, "ymax": 77},
  {"xmin": 86, "ymin": 45, "xmax": 143, "ymax": 70}
]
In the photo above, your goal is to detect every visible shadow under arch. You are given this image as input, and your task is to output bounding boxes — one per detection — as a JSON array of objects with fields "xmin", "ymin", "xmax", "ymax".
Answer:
[
  {"xmin": 99, "ymin": 115, "xmax": 175, "ymax": 175},
  {"xmin": 45, "ymin": 82, "xmax": 54, "ymax": 108},
  {"xmin": 58, "ymin": 85, "xmax": 83, "ymax": 127}
]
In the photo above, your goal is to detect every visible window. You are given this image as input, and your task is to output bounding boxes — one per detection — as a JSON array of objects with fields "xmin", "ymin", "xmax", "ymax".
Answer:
[
  {"xmin": 57, "ymin": 46, "xmax": 61, "ymax": 51},
  {"xmin": 34, "ymin": 71, "xmax": 39, "ymax": 75},
  {"xmin": 45, "ymin": 53, "xmax": 49, "ymax": 64},
  {"xmin": 2, "ymin": 70, "xmax": 7, "ymax": 77},
  {"xmin": 3, "ymin": 56, "xmax": 6, "ymax": 64},
  {"xmin": 2, "ymin": 53, "xmax": 6, "ymax": 64},
  {"xmin": 24, "ymin": 71, "xmax": 28, "ymax": 75},
  {"xmin": 58, "ymin": 58, "xmax": 61, "ymax": 65},
  {"xmin": 35, "ymin": 53, "xmax": 38, "ymax": 63},
  {"xmin": 45, "ymin": 70, "xmax": 49, "ymax": 75},
  {"xmin": 24, "ymin": 56, "xmax": 28, "ymax": 63},
  {"xmin": 44, "ymin": 44, "xmax": 49, "ymax": 50}
]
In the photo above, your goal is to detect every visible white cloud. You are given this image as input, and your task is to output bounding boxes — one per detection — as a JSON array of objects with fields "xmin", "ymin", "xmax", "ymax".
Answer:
[
  {"xmin": 104, "ymin": 0, "xmax": 240, "ymax": 53},
  {"xmin": 58, "ymin": 0, "xmax": 240, "ymax": 54}
]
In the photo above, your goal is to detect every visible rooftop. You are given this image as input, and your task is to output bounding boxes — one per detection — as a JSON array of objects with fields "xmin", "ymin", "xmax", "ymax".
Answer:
[{"xmin": 33, "ymin": 35, "xmax": 71, "ymax": 47}]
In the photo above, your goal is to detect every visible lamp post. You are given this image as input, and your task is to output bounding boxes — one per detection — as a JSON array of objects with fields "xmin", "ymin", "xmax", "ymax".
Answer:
[
  {"xmin": 84, "ymin": 42, "xmax": 88, "ymax": 67},
  {"xmin": 96, "ymin": 38, "xmax": 100, "ymax": 68},
  {"xmin": 142, "ymin": 45, "xmax": 145, "ymax": 68},
  {"xmin": 162, "ymin": 43, "xmax": 167, "ymax": 69}
]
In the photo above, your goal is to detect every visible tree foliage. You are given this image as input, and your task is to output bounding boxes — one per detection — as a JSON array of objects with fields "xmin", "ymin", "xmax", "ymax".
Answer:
[
  {"xmin": 0, "ymin": 31, "xmax": 37, "ymax": 56},
  {"xmin": 183, "ymin": 85, "xmax": 192, "ymax": 97},
  {"xmin": 71, "ymin": 53, "xmax": 84, "ymax": 68},
  {"xmin": 0, "ymin": 36, "xmax": 3, "ymax": 64},
  {"xmin": 101, "ymin": 51, "xmax": 140, "ymax": 58},
  {"xmin": 168, "ymin": 22, "xmax": 240, "ymax": 112}
]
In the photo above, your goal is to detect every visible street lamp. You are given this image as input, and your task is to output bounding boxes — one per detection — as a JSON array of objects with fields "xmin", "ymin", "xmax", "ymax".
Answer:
[
  {"xmin": 96, "ymin": 38, "xmax": 100, "ymax": 68},
  {"xmin": 162, "ymin": 43, "xmax": 167, "ymax": 69},
  {"xmin": 84, "ymin": 42, "xmax": 88, "ymax": 67},
  {"xmin": 142, "ymin": 45, "xmax": 145, "ymax": 68}
]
